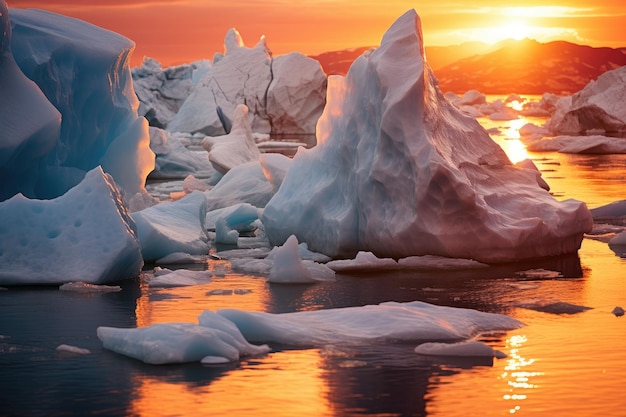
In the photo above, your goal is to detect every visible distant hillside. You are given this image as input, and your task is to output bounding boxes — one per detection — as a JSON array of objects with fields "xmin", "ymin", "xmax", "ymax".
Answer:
[
  {"xmin": 310, "ymin": 39, "xmax": 626, "ymax": 95},
  {"xmin": 435, "ymin": 39, "xmax": 626, "ymax": 95},
  {"xmin": 309, "ymin": 42, "xmax": 492, "ymax": 75}
]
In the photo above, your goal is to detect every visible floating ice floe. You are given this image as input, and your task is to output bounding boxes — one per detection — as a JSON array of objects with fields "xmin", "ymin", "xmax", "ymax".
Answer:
[
  {"xmin": 217, "ymin": 300, "xmax": 524, "ymax": 347},
  {"xmin": 414, "ymin": 341, "xmax": 506, "ymax": 358},
  {"xmin": 326, "ymin": 251, "xmax": 488, "ymax": 272},
  {"xmin": 0, "ymin": 167, "xmax": 143, "ymax": 285},
  {"xmin": 98, "ymin": 311, "xmax": 270, "ymax": 365},
  {"xmin": 268, "ymin": 235, "xmax": 320, "ymax": 284},
  {"xmin": 514, "ymin": 269, "xmax": 563, "ymax": 279},
  {"xmin": 155, "ymin": 252, "xmax": 208, "ymax": 265},
  {"xmin": 131, "ymin": 191, "xmax": 209, "ymax": 261},
  {"xmin": 261, "ymin": 9, "xmax": 592, "ymax": 263},
  {"xmin": 516, "ymin": 301, "xmax": 592, "ymax": 315},
  {"xmin": 524, "ymin": 135, "xmax": 626, "ymax": 154},
  {"xmin": 147, "ymin": 267, "xmax": 213, "ymax": 288},
  {"xmin": 59, "ymin": 282, "xmax": 122, "ymax": 293},
  {"xmin": 612, "ymin": 306, "xmax": 625, "ymax": 317},
  {"xmin": 56, "ymin": 344, "xmax": 91, "ymax": 355}
]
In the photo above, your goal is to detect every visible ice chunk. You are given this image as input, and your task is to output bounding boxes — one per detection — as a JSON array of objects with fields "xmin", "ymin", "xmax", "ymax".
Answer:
[
  {"xmin": 9, "ymin": 7, "xmax": 154, "ymax": 200},
  {"xmin": 149, "ymin": 128, "xmax": 218, "ymax": 180},
  {"xmin": 546, "ymin": 66, "xmax": 626, "ymax": 134},
  {"xmin": 415, "ymin": 341, "xmax": 506, "ymax": 358},
  {"xmin": 327, "ymin": 252, "xmax": 398, "ymax": 272},
  {"xmin": 590, "ymin": 200, "xmax": 626, "ymax": 220},
  {"xmin": 98, "ymin": 322, "xmax": 269, "ymax": 365},
  {"xmin": 205, "ymin": 203, "xmax": 260, "ymax": 232},
  {"xmin": 215, "ymin": 218, "xmax": 240, "ymax": 245},
  {"xmin": 147, "ymin": 267, "xmax": 212, "ymax": 288},
  {"xmin": 268, "ymin": 235, "xmax": 317, "ymax": 284},
  {"xmin": 131, "ymin": 191, "xmax": 209, "ymax": 261},
  {"xmin": 56, "ymin": 344, "xmax": 91, "ymax": 355},
  {"xmin": 201, "ymin": 104, "xmax": 261, "ymax": 174},
  {"xmin": 516, "ymin": 301, "xmax": 592, "ymax": 315},
  {"xmin": 155, "ymin": 252, "xmax": 207, "ymax": 265},
  {"xmin": 259, "ymin": 153, "xmax": 292, "ymax": 193},
  {"xmin": 525, "ymin": 135, "xmax": 626, "ymax": 154},
  {"xmin": 262, "ymin": 9, "xmax": 592, "ymax": 263},
  {"xmin": 205, "ymin": 161, "xmax": 274, "ymax": 211},
  {"xmin": 59, "ymin": 282, "xmax": 122, "ymax": 293},
  {"xmin": 0, "ymin": 167, "xmax": 143, "ymax": 285},
  {"xmin": 266, "ymin": 52, "xmax": 327, "ymax": 135},
  {"xmin": 98, "ymin": 311, "xmax": 270, "ymax": 365},
  {"xmin": 217, "ymin": 300, "xmax": 523, "ymax": 347},
  {"xmin": 609, "ymin": 231, "xmax": 626, "ymax": 246},
  {"xmin": 612, "ymin": 306, "xmax": 625, "ymax": 317}
]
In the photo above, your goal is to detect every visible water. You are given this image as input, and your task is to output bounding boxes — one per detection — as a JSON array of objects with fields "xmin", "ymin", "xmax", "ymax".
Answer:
[{"xmin": 2, "ymin": 109, "xmax": 625, "ymax": 417}]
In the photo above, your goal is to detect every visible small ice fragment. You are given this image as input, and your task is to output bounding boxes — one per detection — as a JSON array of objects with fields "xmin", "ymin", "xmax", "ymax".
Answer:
[
  {"xmin": 612, "ymin": 306, "xmax": 625, "ymax": 317},
  {"xmin": 515, "ymin": 269, "xmax": 562, "ymax": 279},
  {"xmin": 201, "ymin": 356, "xmax": 231, "ymax": 365},
  {"xmin": 56, "ymin": 344, "xmax": 91, "ymax": 355},
  {"xmin": 59, "ymin": 282, "xmax": 122, "ymax": 293},
  {"xmin": 206, "ymin": 289, "xmax": 234, "ymax": 296},
  {"xmin": 414, "ymin": 341, "xmax": 505, "ymax": 358}
]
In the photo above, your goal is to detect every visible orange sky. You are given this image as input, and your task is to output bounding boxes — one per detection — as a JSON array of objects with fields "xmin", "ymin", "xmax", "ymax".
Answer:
[{"xmin": 7, "ymin": 1, "xmax": 626, "ymax": 67}]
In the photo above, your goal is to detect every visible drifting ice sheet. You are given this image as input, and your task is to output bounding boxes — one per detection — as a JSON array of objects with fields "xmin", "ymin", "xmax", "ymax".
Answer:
[{"xmin": 217, "ymin": 300, "xmax": 523, "ymax": 347}]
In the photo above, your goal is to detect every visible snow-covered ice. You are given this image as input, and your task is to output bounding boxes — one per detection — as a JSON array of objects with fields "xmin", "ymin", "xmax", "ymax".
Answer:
[
  {"xmin": 217, "ymin": 300, "xmax": 524, "ymax": 347},
  {"xmin": 8, "ymin": 6, "xmax": 154, "ymax": 201},
  {"xmin": 131, "ymin": 191, "xmax": 209, "ymax": 261},
  {"xmin": 261, "ymin": 9, "xmax": 592, "ymax": 263},
  {"xmin": 0, "ymin": 167, "xmax": 143, "ymax": 285}
]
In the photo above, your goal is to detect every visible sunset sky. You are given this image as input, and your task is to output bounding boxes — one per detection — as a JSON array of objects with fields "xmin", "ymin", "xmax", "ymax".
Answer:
[{"xmin": 7, "ymin": 1, "xmax": 626, "ymax": 67}]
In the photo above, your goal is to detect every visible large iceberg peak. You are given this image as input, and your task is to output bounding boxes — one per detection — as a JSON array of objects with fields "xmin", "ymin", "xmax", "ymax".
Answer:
[
  {"xmin": 224, "ymin": 28, "xmax": 245, "ymax": 54},
  {"xmin": 262, "ymin": 8, "xmax": 592, "ymax": 263}
]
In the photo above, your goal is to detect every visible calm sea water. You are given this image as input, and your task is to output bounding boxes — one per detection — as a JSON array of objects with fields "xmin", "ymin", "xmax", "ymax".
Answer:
[{"xmin": 1, "ymin": 106, "xmax": 625, "ymax": 417}]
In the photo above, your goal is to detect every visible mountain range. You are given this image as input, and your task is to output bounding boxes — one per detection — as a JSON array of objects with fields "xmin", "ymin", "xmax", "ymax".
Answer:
[{"xmin": 309, "ymin": 39, "xmax": 626, "ymax": 95}]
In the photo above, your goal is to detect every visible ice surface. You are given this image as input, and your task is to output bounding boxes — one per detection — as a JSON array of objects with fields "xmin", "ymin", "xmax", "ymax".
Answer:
[
  {"xmin": 546, "ymin": 66, "xmax": 626, "ymax": 135},
  {"xmin": 262, "ymin": 9, "xmax": 592, "ymax": 263},
  {"xmin": 59, "ymin": 282, "xmax": 122, "ymax": 293},
  {"xmin": 167, "ymin": 29, "xmax": 325, "ymax": 137},
  {"xmin": 132, "ymin": 57, "xmax": 198, "ymax": 128},
  {"xmin": 0, "ymin": 167, "xmax": 143, "ymax": 285},
  {"xmin": 217, "ymin": 301, "xmax": 523, "ymax": 347},
  {"xmin": 8, "ymin": 6, "xmax": 154, "ymax": 200},
  {"xmin": 204, "ymin": 161, "xmax": 274, "ymax": 211},
  {"xmin": 98, "ymin": 319, "xmax": 270, "ymax": 365},
  {"xmin": 590, "ymin": 200, "xmax": 626, "ymax": 220},
  {"xmin": 0, "ymin": 1, "xmax": 61, "ymax": 201},
  {"xmin": 609, "ymin": 232, "xmax": 626, "ymax": 246},
  {"xmin": 259, "ymin": 153, "xmax": 292, "ymax": 193},
  {"xmin": 414, "ymin": 341, "xmax": 506, "ymax": 358},
  {"xmin": 201, "ymin": 104, "xmax": 261, "ymax": 174},
  {"xmin": 215, "ymin": 218, "xmax": 240, "ymax": 245},
  {"xmin": 155, "ymin": 252, "xmax": 207, "ymax": 265},
  {"xmin": 147, "ymin": 267, "xmax": 212, "ymax": 288},
  {"xmin": 205, "ymin": 203, "xmax": 260, "ymax": 232},
  {"xmin": 266, "ymin": 52, "xmax": 327, "ymax": 135},
  {"xmin": 149, "ymin": 128, "xmax": 218, "ymax": 180},
  {"xmin": 131, "ymin": 191, "xmax": 209, "ymax": 261}
]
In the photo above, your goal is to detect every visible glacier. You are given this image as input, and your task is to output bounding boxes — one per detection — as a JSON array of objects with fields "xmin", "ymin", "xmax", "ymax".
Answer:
[
  {"xmin": 0, "ymin": 167, "xmax": 143, "ymax": 285},
  {"xmin": 261, "ymin": 9, "xmax": 593, "ymax": 263},
  {"xmin": 4, "ymin": 5, "xmax": 154, "ymax": 202}
]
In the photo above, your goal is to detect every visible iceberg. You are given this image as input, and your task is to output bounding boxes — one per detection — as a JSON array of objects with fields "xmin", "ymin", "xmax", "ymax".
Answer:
[
  {"xmin": 0, "ymin": 1, "xmax": 61, "ymax": 201},
  {"xmin": 167, "ymin": 29, "xmax": 326, "ymax": 137},
  {"xmin": 8, "ymin": 6, "xmax": 154, "ymax": 200},
  {"xmin": 0, "ymin": 167, "xmax": 143, "ymax": 285},
  {"xmin": 261, "ymin": 9, "xmax": 592, "ymax": 263},
  {"xmin": 217, "ymin": 301, "xmax": 523, "ymax": 347},
  {"xmin": 131, "ymin": 191, "xmax": 209, "ymax": 261},
  {"xmin": 546, "ymin": 66, "xmax": 626, "ymax": 135}
]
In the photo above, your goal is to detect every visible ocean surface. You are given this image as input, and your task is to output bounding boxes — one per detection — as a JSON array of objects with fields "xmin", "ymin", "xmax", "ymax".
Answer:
[{"xmin": 1, "ymin": 103, "xmax": 625, "ymax": 417}]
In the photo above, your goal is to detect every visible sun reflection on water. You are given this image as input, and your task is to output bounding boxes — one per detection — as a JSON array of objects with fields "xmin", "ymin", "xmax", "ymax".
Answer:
[{"xmin": 502, "ymin": 334, "xmax": 543, "ymax": 414}]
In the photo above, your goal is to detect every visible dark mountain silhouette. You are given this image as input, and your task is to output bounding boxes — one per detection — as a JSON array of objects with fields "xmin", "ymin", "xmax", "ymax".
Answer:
[{"xmin": 310, "ymin": 39, "xmax": 626, "ymax": 95}]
